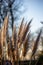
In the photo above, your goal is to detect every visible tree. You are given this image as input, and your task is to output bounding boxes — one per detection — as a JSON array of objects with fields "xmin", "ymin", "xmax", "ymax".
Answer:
[{"xmin": 0, "ymin": 0, "xmax": 23, "ymax": 31}]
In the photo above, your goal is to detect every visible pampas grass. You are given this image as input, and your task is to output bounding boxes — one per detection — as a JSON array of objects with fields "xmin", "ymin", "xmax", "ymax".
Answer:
[{"xmin": 0, "ymin": 16, "xmax": 42, "ymax": 65}]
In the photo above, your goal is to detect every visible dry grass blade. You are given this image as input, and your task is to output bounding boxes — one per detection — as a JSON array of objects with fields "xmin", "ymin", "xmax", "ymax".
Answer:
[
  {"xmin": 18, "ymin": 19, "xmax": 32, "ymax": 48},
  {"xmin": 21, "ymin": 19, "xmax": 32, "ymax": 42},
  {"xmin": 12, "ymin": 26, "xmax": 17, "ymax": 49},
  {"xmin": 11, "ymin": 26, "xmax": 17, "ymax": 61},
  {"xmin": 23, "ymin": 32, "xmax": 30, "ymax": 57},
  {"xmin": 18, "ymin": 23, "xmax": 26, "ymax": 48},
  {"xmin": 32, "ymin": 29, "xmax": 42, "ymax": 57},
  {"xmin": 18, "ymin": 18, "xmax": 24, "ymax": 36},
  {"xmin": 0, "ymin": 16, "xmax": 9, "ymax": 60},
  {"xmin": 8, "ymin": 40, "xmax": 12, "ymax": 60},
  {"xmin": 17, "ymin": 18, "xmax": 24, "ymax": 48},
  {"xmin": 1, "ymin": 16, "xmax": 8, "ymax": 46},
  {"xmin": 29, "ymin": 29, "xmax": 42, "ymax": 65}
]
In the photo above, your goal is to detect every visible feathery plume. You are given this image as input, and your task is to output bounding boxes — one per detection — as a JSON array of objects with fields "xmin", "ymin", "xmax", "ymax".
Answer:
[
  {"xmin": 32, "ymin": 29, "xmax": 42, "ymax": 57},
  {"xmin": 19, "ymin": 19, "xmax": 32, "ymax": 48},
  {"xmin": 18, "ymin": 18, "xmax": 24, "ymax": 36},
  {"xmin": 1, "ymin": 16, "xmax": 8, "ymax": 46},
  {"xmin": 23, "ymin": 32, "xmax": 30, "ymax": 57},
  {"xmin": 29, "ymin": 29, "xmax": 42, "ymax": 65}
]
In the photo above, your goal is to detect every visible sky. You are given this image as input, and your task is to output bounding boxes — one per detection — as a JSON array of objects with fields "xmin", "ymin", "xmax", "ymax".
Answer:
[{"xmin": 20, "ymin": 0, "xmax": 43, "ymax": 33}]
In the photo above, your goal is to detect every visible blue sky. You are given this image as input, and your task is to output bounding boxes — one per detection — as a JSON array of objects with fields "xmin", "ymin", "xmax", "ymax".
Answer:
[{"xmin": 20, "ymin": 0, "xmax": 43, "ymax": 33}]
